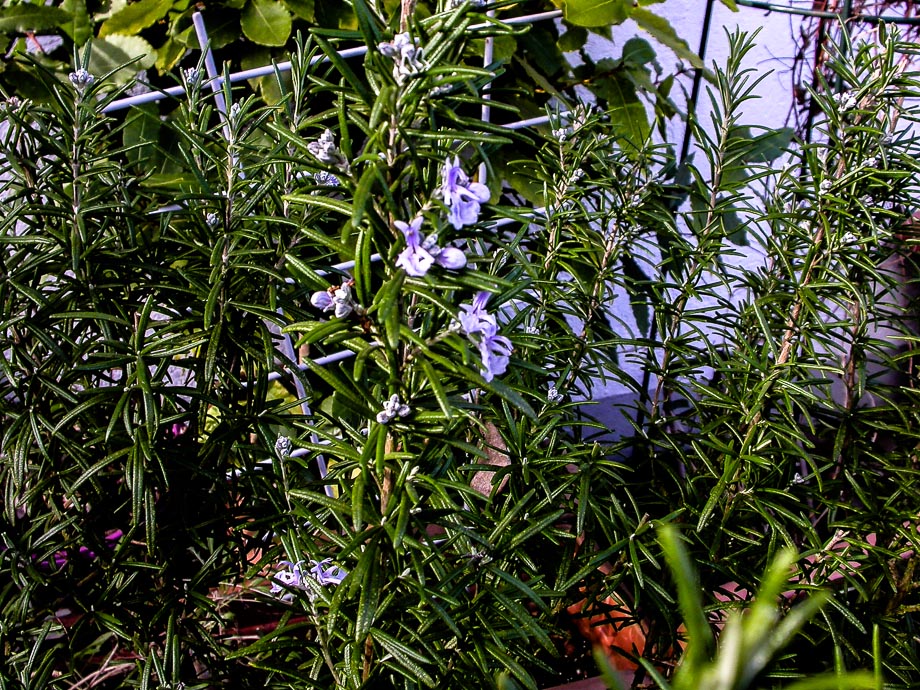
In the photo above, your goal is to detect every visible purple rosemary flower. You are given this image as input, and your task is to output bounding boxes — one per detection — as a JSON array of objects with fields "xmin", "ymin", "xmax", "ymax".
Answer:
[
  {"xmin": 395, "ymin": 218, "xmax": 467, "ymax": 277},
  {"xmin": 68, "ymin": 69, "xmax": 94, "ymax": 94},
  {"xmin": 377, "ymin": 394, "xmax": 411, "ymax": 424},
  {"xmin": 378, "ymin": 32, "xmax": 427, "ymax": 84},
  {"xmin": 478, "ymin": 322, "xmax": 512, "ymax": 382},
  {"xmin": 395, "ymin": 217, "xmax": 434, "ymax": 277},
  {"xmin": 438, "ymin": 156, "xmax": 491, "ymax": 229},
  {"xmin": 458, "ymin": 291, "xmax": 495, "ymax": 335},
  {"xmin": 271, "ymin": 559, "xmax": 347, "ymax": 602},
  {"xmin": 425, "ymin": 233, "xmax": 467, "ymax": 271},
  {"xmin": 308, "ymin": 558, "xmax": 348, "ymax": 586},
  {"xmin": 310, "ymin": 283, "xmax": 360, "ymax": 318},
  {"xmin": 456, "ymin": 291, "xmax": 511, "ymax": 380}
]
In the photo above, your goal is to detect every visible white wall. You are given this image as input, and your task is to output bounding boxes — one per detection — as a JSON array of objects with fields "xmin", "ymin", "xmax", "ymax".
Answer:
[{"xmin": 577, "ymin": 3, "xmax": 803, "ymax": 422}]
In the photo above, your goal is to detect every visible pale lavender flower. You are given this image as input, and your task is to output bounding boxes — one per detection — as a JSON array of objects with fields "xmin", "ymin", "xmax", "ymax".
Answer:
[
  {"xmin": 308, "ymin": 558, "xmax": 348, "ymax": 586},
  {"xmin": 270, "ymin": 559, "xmax": 347, "ymax": 601},
  {"xmin": 270, "ymin": 561, "xmax": 304, "ymax": 600},
  {"xmin": 311, "ymin": 283, "xmax": 360, "ymax": 318},
  {"xmin": 126, "ymin": 70, "xmax": 150, "ymax": 98},
  {"xmin": 68, "ymin": 69, "xmax": 94, "ymax": 94},
  {"xmin": 311, "ymin": 290, "xmax": 334, "ymax": 311},
  {"xmin": 395, "ymin": 217, "xmax": 434, "ymax": 277},
  {"xmin": 378, "ymin": 32, "xmax": 427, "ymax": 84},
  {"xmin": 307, "ymin": 129, "xmax": 349, "ymax": 171},
  {"xmin": 438, "ymin": 156, "xmax": 491, "ymax": 229},
  {"xmin": 26, "ymin": 34, "xmax": 63, "ymax": 55},
  {"xmin": 456, "ymin": 291, "xmax": 512, "ymax": 380},
  {"xmin": 478, "ymin": 322, "xmax": 512, "ymax": 382},
  {"xmin": 184, "ymin": 68, "xmax": 202, "ymax": 90},
  {"xmin": 395, "ymin": 218, "xmax": 467, "ymax": 277},
  {"xmin": 377, "ymin": 394, "xmax": 411, "ymax": 424},
  {"xmin": 313, "ymin": 170, "xmax": 340, "ymax": 186},
  {"xmin": 434, "ymin": 245, "xmax": 467, "ymax": 269},
  {"xmin": 274, "ymin": 435, "xmax": 292, "ymax": 458},
  {"xmin": 458, "ymin": 291, "xmax": 495, "ymax": 335},
  {"xmin": 422, "ymin": 232, "xmax": 467, "ymax": 271}
]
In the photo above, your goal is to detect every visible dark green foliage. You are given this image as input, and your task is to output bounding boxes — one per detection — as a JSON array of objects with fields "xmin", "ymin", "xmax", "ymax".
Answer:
[{"xmin": 1, "ymin": 3, "xmax": 920, "ymax": 689}]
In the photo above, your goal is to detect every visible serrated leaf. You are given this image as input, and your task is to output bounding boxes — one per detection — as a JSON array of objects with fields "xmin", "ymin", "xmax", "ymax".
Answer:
[
  {"xmin": 563, "ymin": 0, "xmax": 631, "ymax": 28},
  {"xmin": 241, "ymin": 0, "xmax": 291, "ymax": 47},
  {"xmin": 0, "ymin": 5, "xmax": 69, "ymax": 32},
  {"xmin": 99, "ymin": 0, "xmax": 172, "ymax": 37}
]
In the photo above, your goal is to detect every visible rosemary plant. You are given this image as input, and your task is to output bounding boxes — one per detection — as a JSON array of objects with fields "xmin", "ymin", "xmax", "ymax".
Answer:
[{"xmin": 1, "ymin": 3, "xmax": 920, "ymax": 689}]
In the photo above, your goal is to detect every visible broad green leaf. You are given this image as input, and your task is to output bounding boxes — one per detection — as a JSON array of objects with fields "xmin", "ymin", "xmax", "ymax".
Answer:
[
  {"xmin": 591, "ymin": 73, "xmax": 650, "ymax": 149},
  {"xmin": 747, "ymin": 126, "xmax": 795, "ymax": 163},
  {"xmin": 719, "ymin": 0, "xmax": 739, "ymax": 9},
  {"xmin": 88, "ymin": 35, "xmax": 156, "ymax": 84},
  {"xmin": 93, "ymin": 0, "xmax": 127, "ymax": 22},
  {"xmin": 61, "ymin": 0, "xmax": 92, "ymax": 45},
  {"xmin": 314, "ymin": 0, "xmax": 356, "ymax": 30},
  {"xmin": 631, "ymin": 8, "xmax": 703, "ymax": 69},
  {"xmin": 0, "ymin": 5, "xmax": 69, "ymax": 32},
  {"xmin": 156, "ymin": 34, "xmax": 188, "ymax": 72},
  {"xmin": 122, "ymin": 103, "xmax": 161, "ymax": 168},
  {"xmin": 99, "ymin": 0, "xmax": 172, "ymax": 37},
  {"xmin": 241, "ymin": 0, "xmax": 291, "ymax": 47},
  {"xmin": 281, "ymin": 0, "xmax": 313, "ymax": 20},
  {"xmin": 563, "ymin": 0, "xmax": 631, "ymax": 27},
  {"xmin": 241, "ymin": 49, "xmax": 283, "ymax": 104},
  {"xmin": 621, "ymin": 37, "xmax": 656, "ymax": 67},
  {"xmin": 557, "ymin": 23, "xmax": 587, "ymax": 53}
]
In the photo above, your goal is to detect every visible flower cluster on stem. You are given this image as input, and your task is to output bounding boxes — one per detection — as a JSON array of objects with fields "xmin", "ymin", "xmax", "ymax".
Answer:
[
  {"xmin": 395, "ymin": 217, "xmax": 466, "ymax": 277},
  {"xmin": 438, "ymin": 156, "xmax": 491, "ymax": 229},
  {"xmin": 458, "ymin": 291, "xmax": 512, "ymax": 382},
  {"xmin": 271, "ymin": 559, "xmax": 347, "ymax": 601},
  {"xmin": 310, "ymin": 282, "xmax": 362, "ymax": 318},
  {"xmin": 378, "ymin": 33, "xmax": 427, "ymax": 84},
  {"xmin": 377, "ymin": 394, "xmax": 411, "ymax": 424},
  {"xmin": 307, "ymin": 129, "xmax": 350, "ymax": 172}
]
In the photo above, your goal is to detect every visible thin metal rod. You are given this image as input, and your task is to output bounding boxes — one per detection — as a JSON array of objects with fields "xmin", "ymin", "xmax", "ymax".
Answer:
[
  {"xmin": 192, "ymin": 12, "xmax": 231, "ymax": 143},
  {"xmin": 470, "ymin": 9, "xmax": 562, "ymax": 29},
  {"xmin": 274, "ymin": 311, "xmax": 335, "ymax": 496},
  {"xmin": 478, "ymin": 8, "xmax": 496, "ymax": 184},
  {"xmin": 734, "ymin": 0, "xmax": 920, "ymax": 25},
  {"xmin": 103, "ymin": 10, "xmax": 562, "ymax": 114},
  {"xmin": 679, "ymin": 0, "xmax": 715, "ymax": 166},
  {"xmin": 503, "ymin": 113, "xmax": 552, "ymax": 130}
]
